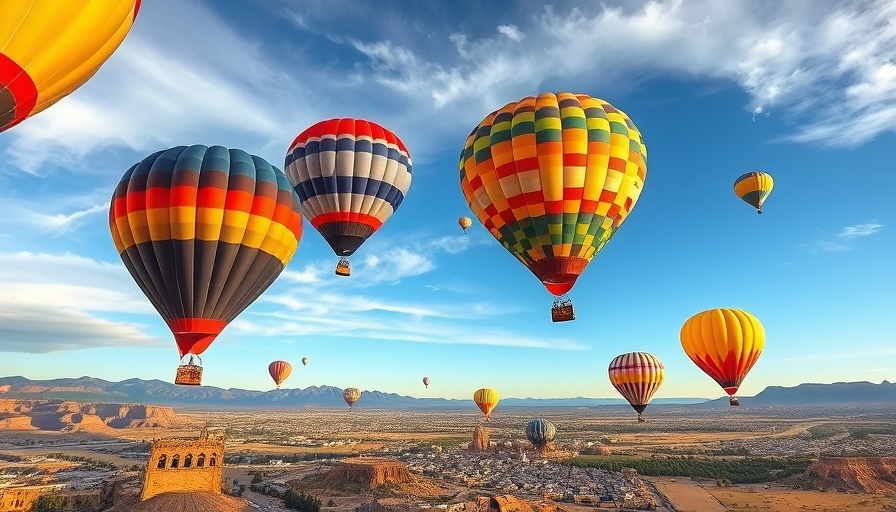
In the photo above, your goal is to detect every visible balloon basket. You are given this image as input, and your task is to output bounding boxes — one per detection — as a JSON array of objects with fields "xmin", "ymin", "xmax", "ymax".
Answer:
[
  {"xmin": 175, "ymin": 364, "xmax": 203, "ymax": 386},
  {"xmin": 551, "ymin": 296, "xmax": 575, "ymax": 322},
  {"xmin": 729, "ymin": 397, "xmax": 740, "ymax": 407},
  {"xmin": 335, "ymin": 258, "xmax": 351, "ymax": 277}
]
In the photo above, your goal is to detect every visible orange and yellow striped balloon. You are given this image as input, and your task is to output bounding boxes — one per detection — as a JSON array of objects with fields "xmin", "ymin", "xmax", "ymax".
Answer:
[
  {"xmin": 268, "ymin": 360, "xmax": 292, "ymax": 389},
  {"xmin": 459, "ymin": 92, "xmax": 647, "ymax": 298},
  {"xmin": 680, "ymin": 308, "xmax": 765, "ymax": 405},
  {"xmin": 608, "ymin": 352, "xmax": 665, "ymax": 421},
  {"xmin": 473, "ymin": 387, "xmax": 500, "ymax": 421},
  {"xmin": 733, "ymin": 171, "xmax": 774, "ymax": 214},
  {"xmin": 1, "ymin": 0, "xmax": 140, "ymax": 132}
]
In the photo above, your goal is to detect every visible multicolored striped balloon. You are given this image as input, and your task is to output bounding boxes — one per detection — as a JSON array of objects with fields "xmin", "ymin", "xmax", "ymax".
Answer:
[
  {"xmin": 733, "ymin": 171, "xmax": 774, "ymax": 214},
  {"xmin": 284, "ymin": 118, "xmax": 412, "ymax": 275},
  {"xmin": 473, "ymin": 387, "xmax": 500, "ymax": 421},
  {"xmin": 110, "ymin": 145, "xmax": 303, "ymax": 361},
  {"xmin": 268, "ymin": 360, "xmax": 292, "ymax": 389},
  {"xmin": 1, "ymin": 0, "xmax": 140, "ymax": 133},
  {"xmin": 459, "ymin": 92, "xmax": 647, "ymax": 303},
  {"xmin": 608, "ymin": 351, "xmax": 665, "ymax": 422},
  {"xmin": 680, "ymin": 308, "xmax": 765, "ymax": 406}
]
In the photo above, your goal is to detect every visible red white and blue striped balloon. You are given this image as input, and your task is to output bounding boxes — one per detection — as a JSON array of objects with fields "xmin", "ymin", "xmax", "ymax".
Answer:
[{"xmin": 284, "ymin": 118, "xmax": 412, "ymax": 258}]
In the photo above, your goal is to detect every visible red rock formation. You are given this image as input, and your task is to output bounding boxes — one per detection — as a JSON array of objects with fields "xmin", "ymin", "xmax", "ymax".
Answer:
[
  {"xmin": 803, "ymin": 457, "xmax": 896, "ymax": 493},
  {"xmin": 323, "ymin": 458, "xmax": 413, "ymax": 488},
  {"xmin": 472, "ymin": 425, "xmax": 489, "ymax": 451}
]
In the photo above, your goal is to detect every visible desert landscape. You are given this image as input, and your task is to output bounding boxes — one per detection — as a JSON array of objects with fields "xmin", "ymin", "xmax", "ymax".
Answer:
[{"xmin": 2, "ymin": 390, "xmax": 896, "ymax": 512}]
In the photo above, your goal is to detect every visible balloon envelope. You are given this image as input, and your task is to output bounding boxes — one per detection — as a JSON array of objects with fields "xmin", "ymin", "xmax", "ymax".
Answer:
[
  {"xmin": 458, "ymin": 216, "xmax": 472, "ymax": 233},
  {"xmin": 473, "ymin": 388, "xmax": 500, "ymax": 420},
  {"xmin": 734, "ymin": 171, "xmax": 774, "ymax": 214},
  {"xmin": 525, "ymin": 419, "xmax": 557, "ymax": 447},
  {"xmin": 343, "ymin": 387, "xmax": 361, "ymax": 408},
  {"xmin": 302, "ymin": 357, "xmax": 309, "ymax": 366},
  {"xmin": 1, "ymin": 0, "xmax": 140, "ymax": 132},
  {"xmin": 459, "ymin": 92, "xmax": 647, "ymax": 297},
  {"xmin": 110, "ymin": 145, "xmax": 303, "ymax": 358},
  {"xmin": 423, "ymin": 376, "xmax": 431, "ymax": 388},
  {"xmin": 608, "ymin": 352, "xmax": 665, "ymax": 418},
  {"xmin": 268, "ymin": 360, "xmax": 292, "ymax": 388},
  {"xmin": 680, "ymin": 308, "xmax": 765, "ymax": 400},
  {"xmin": 284, "ymin": 118, "xmax": 412, "ymax": 258}
]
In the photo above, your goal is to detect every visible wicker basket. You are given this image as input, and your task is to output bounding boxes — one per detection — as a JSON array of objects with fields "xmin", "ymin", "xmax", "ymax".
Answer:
[
  {"xmin": 335, "ymin": 258, "xmax": 351, "ymax": 277},
  {"xmin": 175, "ymin": 364, "xmax": 203, "ymax": 386},
  {"xmin": 551, "ymin": 304, "xmax": 575, "ymax": 322},
  {"xmin": 729, "ymin": 397, "xmax": 740, "ymax": 407}
]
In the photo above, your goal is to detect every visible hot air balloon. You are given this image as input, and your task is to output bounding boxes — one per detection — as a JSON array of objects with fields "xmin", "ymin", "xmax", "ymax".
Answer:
[
  {"xmin": 525, "ymin": 419, "xmax": 557, "ymax": 449},
  {"xmin": 608, "ymin": 352, "xmax": 665, "ymax": 423},
  {"xmin": 680, "ymin": 308, "xmax": 765, "ymax": 406},
  {"xmin": 1, "ymin": 0, "xmax": 141, "ymax": 133},
  {"xmin": 473, "ymin": 388, "xmax": 500, "ymax": 421},
  {"xmin": 459, "ymin": 92, "xmax": 647, "ymax": 322},
  {"xmin": 268, "ymin": 360, "xmax": 292, "ymax": 389},
  {"xmin": 284, "ymin": 118, "xmax": 412, "ymax": 277},
  {"xmin": 458, "ymin": 216, "xmax": 472, "ymax": 234},
  {"xmin": 423, "ymin": 376, "xmax": 431, "ymax": 388},
  {"xmin": 109, "ymin": 145, "xmax": 303, "ymax": 386},
  {"xmin": 734, "ymin": 171, "xmax": 774, "ymax": 214},
  {"xmin": 343, "ymin": 387, "xmax": 361, "ymax": 409},
  {"xmin": 302, "ymin": 357, "xmax": 309, "ymax": 366}
]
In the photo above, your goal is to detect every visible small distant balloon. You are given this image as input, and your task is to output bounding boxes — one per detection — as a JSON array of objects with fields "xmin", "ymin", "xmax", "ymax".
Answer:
[
  {"xmin": 473, "ymin": 388, "xmax": 500, "ymax": 421},
  {"xmin": 268, "ymin": 360, "xmax": 292, "ymax": 389},
  {"xmin": 302, "ymin": 357, "xmax": 309, "ymax": 366},
  {"xmin": 423, "ymin": 376, "xmax": 431, "ymax": 388},
  {"xmin": 458, "ymin": 216, "xmax": 472, "ymax": 234},
  {"xmin": 343, "ymin": 387, "xmax": 361, "ymax": 409},
  {"xmin": 733, "ymin": 171, "xmax": 774, "ymax": 214}
]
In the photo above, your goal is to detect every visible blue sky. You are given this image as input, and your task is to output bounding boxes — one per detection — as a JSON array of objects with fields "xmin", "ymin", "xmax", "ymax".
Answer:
[{"xmin": 1, "ymin": 0, "xmax": 894, "ymax": 401}]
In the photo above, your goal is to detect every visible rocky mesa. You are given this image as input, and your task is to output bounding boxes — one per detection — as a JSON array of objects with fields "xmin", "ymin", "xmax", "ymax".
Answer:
[{"xmin": 0, "ymin": 398, "xmax": 188, "ymax": 432}]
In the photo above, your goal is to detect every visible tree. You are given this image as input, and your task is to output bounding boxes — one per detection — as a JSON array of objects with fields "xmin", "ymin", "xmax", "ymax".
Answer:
[
  {"xmin": 32, "ymin": 496, "xmax": 66, "ymax": 512},
  {"xmin": 327, "ymin": 499, "xmax": 336, "ymax": 507},
  {"xmin": 284, "ymin": 489, "xmax": 321, "ymax": 512},
  {"xmin": 251, "ymin": 473, "xmax": 264, "ymax": 484},
  {"xmin": 238, "ymin": 484, "xmax": 247, "ymax": 496}
]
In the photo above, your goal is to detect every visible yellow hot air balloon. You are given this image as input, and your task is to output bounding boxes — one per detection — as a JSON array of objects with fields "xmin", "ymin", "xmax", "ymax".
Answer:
[
  {"xmin": 343, "ymin": 387, "xmax": 361, "ymax": 409},
  {"xmin": 608, "ymin": 352, "xmax": 665, "ymax": 423},
  {"xmin": 459, "ymin": 92, "xmax": 647, "ymax": 322},
  {"xmin": 473, "ymin": 388, "xmax": 500, "ymax": 421},
  {"xmin": 458, "ymin": 216, "xmax": 472, "ymax": 234},
  {"xmin": 680, "ymin": 308, "xmax": 765, "ymax": 406},
  {"xmin": 1, "ymin": 0, "xmax": 141, "ymax": 133},
  {"xmin": 733, "ymin": 171, "xmax": 774, "ymax": 214}
]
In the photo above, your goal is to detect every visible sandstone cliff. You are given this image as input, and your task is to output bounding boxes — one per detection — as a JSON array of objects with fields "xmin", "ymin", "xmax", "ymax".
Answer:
[
  {"xmin": 0, "ymin": 399, "xmax": 188, "ymax": 432},
  {"xmin": 801, "ymin": 457, "xmax": 896, "ymax": 493},
  {"xmin": 296, "ymin": 457, "xmax": 448, "ymax": 498},
  {"xmin": 472, "ymin": 425, "xmax": 489, "ymax": 451}
]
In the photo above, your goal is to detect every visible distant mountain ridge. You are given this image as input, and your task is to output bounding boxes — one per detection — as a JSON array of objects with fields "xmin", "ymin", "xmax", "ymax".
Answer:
[{"xmin": 0, "ymin": 376, "xmax": 891, "ymax": 409}]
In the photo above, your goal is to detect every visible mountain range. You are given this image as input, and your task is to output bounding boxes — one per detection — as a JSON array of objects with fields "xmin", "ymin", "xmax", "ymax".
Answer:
[{"xmin": 0, "ymin": 376, "xmax": 892, "ymax": 409}]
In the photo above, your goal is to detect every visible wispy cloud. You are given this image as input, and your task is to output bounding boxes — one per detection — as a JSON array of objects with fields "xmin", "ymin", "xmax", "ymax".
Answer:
[
  {"xmin": 0, "ymin": 251, "xmax": 164, "ymax": 353},
  {"xmin": 813, "ymin": 221, "xmax": 884, "ymax": 251}
]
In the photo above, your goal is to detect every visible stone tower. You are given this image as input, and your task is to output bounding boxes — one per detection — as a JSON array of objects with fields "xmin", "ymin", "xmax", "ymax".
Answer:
[{"xmin": 141, "ymin": 427, "xmax": 226, "ymax": 500}]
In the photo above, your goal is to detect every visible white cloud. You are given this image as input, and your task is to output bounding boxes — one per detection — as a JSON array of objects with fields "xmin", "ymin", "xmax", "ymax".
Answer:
[
  {"xmin": 0, "ymin": 300, "xmax": 160, "ymax": 354},
  {"xmin": 0, "ymin": 252, "xmax": 166, "ymax": 353},
  {"xmin": 497, "ymin": 24, "xmax": 524, "ymax": 42},
  {"xmin": 838, "ymin": 222, "xmax": 884, "ymax": 240},
  {"xmin": 812, "ymin": 221, "xmax": 884, "ymax": 251}
]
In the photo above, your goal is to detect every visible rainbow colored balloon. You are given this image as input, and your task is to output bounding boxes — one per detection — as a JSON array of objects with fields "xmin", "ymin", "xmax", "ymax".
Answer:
[
  {"xmin": 459, "ymin": 92, "xmax": 647, "ymax": 320},
  {"xmin": 1, "ymin": 0, "xmax": 140, "ymax": 133},
  {"xmin": 110, "ymin": 145, "xmax": 303, "ymax": 377},
  {"xmin": 284, "ymin": 118, "xmax": 412, "ymax": 276}
]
